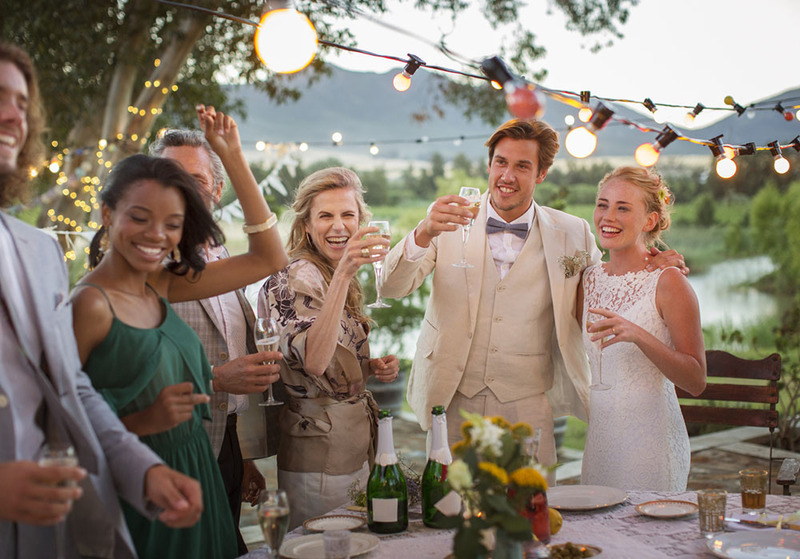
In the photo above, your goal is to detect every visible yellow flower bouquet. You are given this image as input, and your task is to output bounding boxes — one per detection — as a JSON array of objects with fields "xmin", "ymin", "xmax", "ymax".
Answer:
[{"xmin": 441, "ymin": 410, "xmax": 548, "ymax": 559}]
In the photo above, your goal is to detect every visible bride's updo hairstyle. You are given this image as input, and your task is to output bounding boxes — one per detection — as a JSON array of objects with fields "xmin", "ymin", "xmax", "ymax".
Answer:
[{"xmin": 598, "ymin": 166, "xmax": 673, "ymax": 247}]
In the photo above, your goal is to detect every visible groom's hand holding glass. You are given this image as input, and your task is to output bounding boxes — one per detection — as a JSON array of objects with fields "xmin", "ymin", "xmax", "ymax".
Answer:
[{"xmin": 411, "ymin": 193, "xmax": 479, "ymax": 249}]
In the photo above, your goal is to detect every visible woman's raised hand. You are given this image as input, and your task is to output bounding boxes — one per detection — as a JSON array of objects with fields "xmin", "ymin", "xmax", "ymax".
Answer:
[
  {"xmin": 336, "ymin": 225, "xmax": 389, "ymax": 277},
  {"xmin": 196, "ymin": 104, "xmax": 242, "ymax": 159}
]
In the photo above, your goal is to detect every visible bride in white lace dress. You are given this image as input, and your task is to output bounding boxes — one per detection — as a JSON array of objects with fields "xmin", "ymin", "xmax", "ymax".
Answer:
[{"xmin": 578, "ymin": 167, "xmax": 707, "ymax": 491}]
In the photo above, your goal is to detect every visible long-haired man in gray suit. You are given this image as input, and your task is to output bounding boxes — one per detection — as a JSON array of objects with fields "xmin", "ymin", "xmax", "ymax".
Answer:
[
  {"xmin": 150, "ymin": 129, "xmax": 287, "ymax": 554},
  {"xmin": 0, "ymin": 42, "xmax": 203, "ymax": 558}
]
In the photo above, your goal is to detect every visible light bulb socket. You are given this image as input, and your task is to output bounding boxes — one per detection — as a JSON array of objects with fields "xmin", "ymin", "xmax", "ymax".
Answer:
[
  {"xmin": 791, "ymin": 136, "xmax": 800, "ymax": 152},
  {"xmin": 580, "ymin": 90, "xmax": 591, "ymax": 104},
  {"xmin": 768, "ymin": 140, "xmax": 783, "ymax": 158},
  {"xmin": 737, "ymin": 142, "xmax": 756, "ymax": 156},
  {"xmin": 733, "ymin": 102, "xmax": 746, "ymax": 117},
  {"xmin": 588, "ymin": 103, "xmax": 614, "ymax": 132},
  {"xmin": 643, "ymin": 98, "xmax": 657, "ymax": 114},
  {"xmin": 481, "ymin": 56, "xmax": 516, "ymax": 86},
  {"xmin": 775, "ymin": 102, "xmax": 785, "ymax": 114},
  {"xmin": 691, "ymin": 103, "xmax": 705, "ymax": 117},
  {"xmin": 655, "ymin": 125, "xmax": 678, "ymax": 150},
  {"xmin": 403, "ymin": 54, "xmax": 425, "ymax": 76},
  {"xmin": 708, "ymin": 135, "xmax": 726, "ymax": 159}
]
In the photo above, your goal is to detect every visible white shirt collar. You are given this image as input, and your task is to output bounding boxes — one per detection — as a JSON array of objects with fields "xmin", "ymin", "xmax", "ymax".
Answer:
[{"xmin": 486, "ymin": 197, "xmax": 536, "ymax": 227}]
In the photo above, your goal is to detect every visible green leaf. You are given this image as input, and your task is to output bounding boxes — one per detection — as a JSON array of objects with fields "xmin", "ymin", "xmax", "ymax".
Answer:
[{"xmin": 454, "ymin": 526, "xmax": 488, "ymax": 559}]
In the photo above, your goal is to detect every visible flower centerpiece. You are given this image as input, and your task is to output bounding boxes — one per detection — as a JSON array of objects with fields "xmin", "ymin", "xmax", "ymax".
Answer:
[{"xmin": 443, "ymin": 411, "xmax": 549, "ymax": 559}]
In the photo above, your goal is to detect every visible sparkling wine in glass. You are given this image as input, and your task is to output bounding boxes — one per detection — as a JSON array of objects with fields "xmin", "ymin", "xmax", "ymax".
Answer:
[
  {"xmin": 452, "ymin": 187, "xmax": 481, "ymax": 268},
  {"xmin": 586, "ymin": 312, "xmax": 612, "ymax": 391},
  {"xmin": 254, "ymin": 317, "xmax": 283, "ymax": 406},
  {"xmin": 39, "ymin": 443, "xmax": 78, "ymax": 559},
  {"xmin": 257, "ymin": 489, "xmax": 290, "ymax": 559},
  {"xmin": 366, "ymin": 220, "xmax": 391, "ymax": 309}
]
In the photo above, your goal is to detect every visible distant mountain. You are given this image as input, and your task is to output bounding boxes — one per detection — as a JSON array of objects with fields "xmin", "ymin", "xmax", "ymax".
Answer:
[{"xmin": 232, "ymin": 66, "xmax": 800, "ymax": 164}]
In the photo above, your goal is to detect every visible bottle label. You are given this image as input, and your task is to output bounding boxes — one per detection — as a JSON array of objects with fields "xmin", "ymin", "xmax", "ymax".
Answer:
[{"xmin": 372, "ymin": 498, "xmax": 399, "ymax": 522}]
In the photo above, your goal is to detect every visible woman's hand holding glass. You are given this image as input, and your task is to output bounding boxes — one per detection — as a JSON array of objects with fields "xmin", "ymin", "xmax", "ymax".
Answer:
[
  {"xmin": 365, "ymin": 220, "xmax": 391, "ymax": 308},
  {"xmin": 586, "ymin": 309, "xmax": 613, "ymax": 391}
]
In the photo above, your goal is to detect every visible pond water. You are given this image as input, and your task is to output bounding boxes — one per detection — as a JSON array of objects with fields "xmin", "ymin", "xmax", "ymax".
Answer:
[{"xmin": 369, "ymin": 255, "xmax": 780, "ymax": 360}]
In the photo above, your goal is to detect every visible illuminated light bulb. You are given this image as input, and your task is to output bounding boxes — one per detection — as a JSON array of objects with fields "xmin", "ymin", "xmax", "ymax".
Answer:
[
  {"xmin": 565, "ymin": 127, "xmax": 597, "ymax": 159},
  {"xmin": 578, "ymin": 106, "xmax": 593, "ymax": 122},
  {"xmin": 635, "ymin": 142, "xmax": 661, "ymax": 167},
  {"xmin": 716, "ymin": 157, "xmax": 737, "ymax": 179},
  {"xmin": 480, "ymin": 56, "xmax": 545, "ymax": 119},
  {"xmin": 392, "ymin": 73, "xmax": 411, "ymax": 92},
  {"xmin": 723, "ymin": 146, "xmax": 736, "ymax": 159},
  {"xmin": 331, "ymin": 132, "xmax": 343, "ymax": 145},
  {"xmin": 724, "ymin": 95, "xmax": 734, "ymax": 106},
  {"xmin": 634, "ymin": 126, "xmax": 679, "ymax": 167},
  {"xmin": 255, "ymin": 141, "xmax": 266, "ymax": 151},
  {"xmin": 796, "ymin": 109, "xmax": 800, "ymax": 120},
  {"xmin": 254, "ymin": 5, "xmax": 318, "ymax": 74},
  {"xmin": 785, "ymin": 112, "xmax": 795, "ymax": 122},
  {"xmin": 684, "ymin": 103, "xmax": 705, "ymax": 126},
  {"xmin": 299, "ymin": 142, "xmax": 309, "ymax": 152},
  {"xmin": 564, "ymin": 115, "xmax": 575, "ymax": 126},
  {"xmin": 769, "ymin": 141, "xmax": 790, "ymax": 174},
  {"xmin": 369, "ymin": 143, "xmax": 379, "ymax": 156},
  {"xmin": 490, "ymin": 81, "xmax": 503, "ymax": 90},
  {"xmin": 453, "ymin": 136, "xmax": 463, "ymax": 147},
  {"xmin": 564, "ymin": 103, "xmax": 614, "ymax": 158},
  {"xmin": 642, "ymin": 97, "xmax": 666, "ymax": 123},
  {"xmin": 392, "ymin": 54, "xmax": 424, "ymax": 93},
  {"xmin": 49, "ymin": 160, "xmax": 60, "ymax": 173}
]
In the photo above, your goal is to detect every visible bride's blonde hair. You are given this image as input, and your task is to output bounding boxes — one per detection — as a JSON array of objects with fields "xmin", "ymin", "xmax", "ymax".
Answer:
[{"xmin": 598, "ymin": 166, "xmax": 673, "ymax": 247}]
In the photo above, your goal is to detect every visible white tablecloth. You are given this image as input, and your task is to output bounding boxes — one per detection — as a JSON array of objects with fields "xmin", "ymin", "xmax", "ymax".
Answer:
[{"xmin": 241, "ymin": 490, "xmax": 800, "ymax": 558}]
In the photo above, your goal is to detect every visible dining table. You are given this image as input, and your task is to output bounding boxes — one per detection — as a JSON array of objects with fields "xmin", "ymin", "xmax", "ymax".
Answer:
[{"xmin": 241, "ymin": 489, "xmax": 800, "ymax": 559}]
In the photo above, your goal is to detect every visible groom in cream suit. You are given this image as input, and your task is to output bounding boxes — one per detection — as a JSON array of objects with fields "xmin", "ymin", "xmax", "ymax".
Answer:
[
  {"xmin": 0, "ymin": 42, "xmax": 202, "ymax": 558},
  {"xmin": 382, "ymin": 119, "xmax": 601, "ymax": 472}
]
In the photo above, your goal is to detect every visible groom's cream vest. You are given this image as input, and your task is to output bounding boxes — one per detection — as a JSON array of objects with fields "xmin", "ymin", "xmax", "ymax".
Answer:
[{"xmin": 457, "ymin": 216, "xmax": 555, "ymax": 401}]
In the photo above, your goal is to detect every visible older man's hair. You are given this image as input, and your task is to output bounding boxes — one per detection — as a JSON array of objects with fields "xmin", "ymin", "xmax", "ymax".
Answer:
[
  {"xmin": 0, "ymin": 42, "xmax": 45, "ymax": 207},
  {"xmin": 149, "ymin": 129, "xmax": 225, "ymax": 187}
]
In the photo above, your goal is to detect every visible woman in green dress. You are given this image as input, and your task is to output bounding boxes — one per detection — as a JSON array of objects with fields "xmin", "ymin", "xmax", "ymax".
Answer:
[{"xmin": 71, "ymin": 106, "xmax": 287, "ymax": 558}]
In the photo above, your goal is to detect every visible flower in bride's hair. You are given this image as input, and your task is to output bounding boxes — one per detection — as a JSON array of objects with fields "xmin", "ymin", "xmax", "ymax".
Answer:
[{"xmin": 558, "ymin": 250, "xmax": 590, "ymax": 279}]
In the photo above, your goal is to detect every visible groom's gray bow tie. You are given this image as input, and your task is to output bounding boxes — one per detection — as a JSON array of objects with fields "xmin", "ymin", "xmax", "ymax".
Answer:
[{"xmin": 486, "ymin": 216, "xmax": 529, "ymax": 239}]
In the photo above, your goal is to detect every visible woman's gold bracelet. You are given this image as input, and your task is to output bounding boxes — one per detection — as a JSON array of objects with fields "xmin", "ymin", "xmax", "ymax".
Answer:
[{"xmin": 242, "ymin": 213, "xmax": 277, "ymax": 235}]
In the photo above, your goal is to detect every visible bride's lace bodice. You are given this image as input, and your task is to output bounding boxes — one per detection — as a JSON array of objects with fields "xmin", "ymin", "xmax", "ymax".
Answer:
[{"xmin": 580, "ymin": 264, "xmax": 690, "ymax": 491}]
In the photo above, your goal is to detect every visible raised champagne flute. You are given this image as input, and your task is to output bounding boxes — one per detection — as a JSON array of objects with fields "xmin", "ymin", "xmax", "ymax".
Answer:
[
  {"xmin": 257, "ymin": 489, "xmax": 290, "ymax": 559},
  {"xmin": 366, "ymin": 220, "xmax": 391, "ymax": 309},
  {"xmin": 254, "ymin": 317, "xmax": 283, "ymax": 406},
  {"xmin": 586, "ymin": 311, "xmax": 612, "ymax": 390},
  {"xmin": 452, "ymin": 187, "xmax": 481, "ymax": 268},
  {"xmin": 39, "ymin": 443, "xmax": 78, "ymax": 559}
]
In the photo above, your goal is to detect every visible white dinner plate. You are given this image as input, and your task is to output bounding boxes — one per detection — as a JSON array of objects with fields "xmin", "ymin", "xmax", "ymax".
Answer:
[
  {"xmin": 280, "ymin": 532, "xmax": 379, "ymax": 559},
  {"xmin": 302, "ymin": 514, "xmax": 366, "ymax": 532},
  {"xmin": 635, "ymin": 499, "xmax": 698, "ymax": 519},
  {"xmin": 707, "ymin": 530, "xmax": 800, "ymax": 558},
  {"xmin": 546, "ymin": 485, "xmax": 627, "ymax": 511}
]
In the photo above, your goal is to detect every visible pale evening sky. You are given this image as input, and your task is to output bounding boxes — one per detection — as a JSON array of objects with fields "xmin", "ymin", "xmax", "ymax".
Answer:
[{"xmin": 327, "ymin": 0, "xmax": 800, "ymax": 128}]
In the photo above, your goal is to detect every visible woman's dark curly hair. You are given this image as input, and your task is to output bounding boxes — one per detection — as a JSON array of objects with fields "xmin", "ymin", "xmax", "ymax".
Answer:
[{"xmin": 89, "ymin": 154, "xmax": 224, "ymax": 276}]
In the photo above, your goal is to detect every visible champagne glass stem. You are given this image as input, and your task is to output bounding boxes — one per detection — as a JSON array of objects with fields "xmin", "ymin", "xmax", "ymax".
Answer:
[
  {"xmin": 55, "ymin": 520, "xmax": 66, "ymax": 559},
  {"xmin": 374, "ymin": 263, "xmax": 384, "ymax": 305},
  {"xmin": 265, "ymin": 383, "xmax": 276, "ymax": 405}
]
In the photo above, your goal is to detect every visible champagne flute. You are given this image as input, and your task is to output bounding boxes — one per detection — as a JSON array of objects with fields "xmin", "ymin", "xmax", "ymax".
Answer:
[
  {"xmin": 586, "ymin": 312, "xmax": 612, "ymax": 391},
  {"xmin": 452, "ymin": 187, "xmax": 481, "ymax": 268},
  {"xmin": 257, "ymin": 489, "xmax": 290, "ymax": 559},
  {"xmin": 39, "ymin": 443, "xmax": 78, "ymax": 559},
  {"xmin": 366, "ymin": 220, "xmax": 391, "ymax": 309},
  {"xmin": 254, "ymin": 317, "xmax": 283, "ymax": 406}
]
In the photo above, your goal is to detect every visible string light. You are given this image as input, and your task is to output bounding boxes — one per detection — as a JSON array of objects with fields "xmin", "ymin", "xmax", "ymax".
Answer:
[
  {"xmin": 634, "ymin": 125, "xmax": 678, "ymax": 167},
  {"xmin": 643, "ymin": 98, "xmax": 667, "ymax": 124},
  {"xmin": 684, "ymin": 103, "xmax": 705, "ymax": 126},
  {"xmin": 724, "ymin": 95, "xmax": 746, "ymax": 117},
  {"xmin": 769, "ymin": 141, "xmax": 790, "ymax": 174},
  {"xmin": 369, "ymin": 143, "xmax": 379, "ymax": 155},
  {"xmin": 578, "ymin": 91, "xmax": 593, "ymax": 123},
  {"xmin": 565, "ymin": 103, "xmax": 614, "ymax": 158},
  {"xmin": 331, "ymin": 131, "xmax": 343, "ymax": 145},
  {"xmin": 775, "ymin": 102, "xmax": 795, "ymax": 121},
  {"xmin": 254, "ymin": 1, "xmax": 318, "ymax": 74},
  {"xmin": 392, "ymin": 54, "xmax": 425, "ymax": 92},
  {"xmin": 480, "ymin": 56, "xmax": 544, "ymax": 119},
  {"xmin": 709, "ymin": 135, "xmax": 736, "ymax": 179}
]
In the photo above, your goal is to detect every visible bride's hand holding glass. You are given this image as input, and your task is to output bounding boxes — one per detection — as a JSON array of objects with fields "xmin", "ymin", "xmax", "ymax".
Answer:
[{"xmin": 586, "ymin": 309, "xmax": 613, "ymax": 391}]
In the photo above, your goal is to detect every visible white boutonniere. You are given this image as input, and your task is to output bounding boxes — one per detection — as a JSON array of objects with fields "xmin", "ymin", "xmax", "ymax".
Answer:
[{"xmin": 558, "ymin": 250, "xmax": 590, "ymax": 279}]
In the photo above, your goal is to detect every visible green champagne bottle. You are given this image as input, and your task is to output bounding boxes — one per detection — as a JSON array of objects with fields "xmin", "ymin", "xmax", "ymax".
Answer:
[
  {"xmin": 367, "ymin": 409, "xmax": 408, "ymax": 534},
  {"xmin": 422, "ymin": 405, "xmax": 453, "ymax": 528}
]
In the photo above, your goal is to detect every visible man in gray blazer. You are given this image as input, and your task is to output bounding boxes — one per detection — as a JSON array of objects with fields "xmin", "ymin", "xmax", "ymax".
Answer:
[
  {"xmin": 0, "ymin": 42, "xmax": 203, "ymax": 559},
  {"xmin": 382, "ymin": 119, "xmax": 685, "ymax": 476},
  {"xmin": 150, "ymin": 129, "xmax": 287, "ymax": 554}
]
